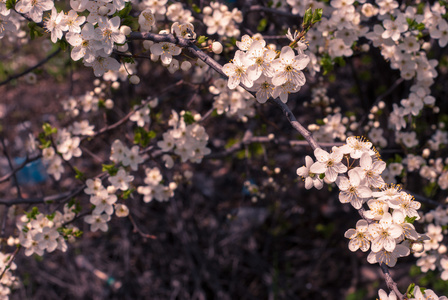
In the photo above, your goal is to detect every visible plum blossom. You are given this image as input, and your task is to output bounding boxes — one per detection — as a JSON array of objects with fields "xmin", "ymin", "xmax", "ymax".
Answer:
[
  {"xmin": 222, "ymin": 50, "xmax": 255, "ymax": 89},
  {"xmin": 296, "ymin": 155, "xmax": 323, "ymax": 190},
  {"xmin": 344, "ymin": 219, "xmax": 371, "ymax": 252},
  {"xmin": 271, "ymin": 46, "xmax": 309, "ymax": 87},
  {"xmin": 310, "ymin": 147, "xmax": 347, "ymax": 183}
]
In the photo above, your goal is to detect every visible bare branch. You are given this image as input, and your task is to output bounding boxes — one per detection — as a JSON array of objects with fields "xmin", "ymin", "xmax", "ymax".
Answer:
[{"xmin": 0, "ymin": 49, "xmax": 61, "ymax": 86}]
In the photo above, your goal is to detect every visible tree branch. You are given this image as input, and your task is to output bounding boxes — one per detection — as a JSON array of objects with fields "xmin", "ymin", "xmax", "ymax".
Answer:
[{"xmin": 0, "ymin": 48, "xmax": 61, "ymax": 86}]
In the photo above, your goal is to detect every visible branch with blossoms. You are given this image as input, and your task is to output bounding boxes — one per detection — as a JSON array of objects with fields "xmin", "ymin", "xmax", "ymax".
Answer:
[{"xmin": 1, "ymin": 0, "xmax": 448, "ymax": 299}]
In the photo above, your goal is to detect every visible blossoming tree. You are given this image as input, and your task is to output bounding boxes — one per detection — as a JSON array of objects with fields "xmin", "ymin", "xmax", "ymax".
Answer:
[{"xmin": 0, "ymin": 0, "xmax": 448, "ymax": 298}]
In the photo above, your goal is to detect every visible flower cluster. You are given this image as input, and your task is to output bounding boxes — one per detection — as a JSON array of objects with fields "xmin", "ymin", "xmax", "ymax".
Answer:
[
  {"xmin": 137, "ymin": 167, "xmax": 177, "ymax": 202},
  {"xmin": 378, "ymin": 286, "xmax": 448, "ymax": 300},
  {"xmin": 202, "ymin": 1, "xmax": 242, "ymax": 38},
  {"xmin": 84, "ymin": 177, "xmax": 130, "ymax": 231},
  {"xmin": 223, "ymin": 34, "xmax": 310, "ymax": 104},
  {"xmin": 0, "ymin": 251, "xmax": 18, "ymax": 298},
  {"xmin": 157, "ymin": 110, "xmax": 211, "ymax": 164},
  {"xmin": 297, "ymin": 136, "xmax": 426, "ymax": 268},
  {"xmin": 17, "ymin": 205, "xmax": 79, "ymax": 256},
  {"xmin": 209, "ymin": 78, "xmax": 255, "ymax": 121}
]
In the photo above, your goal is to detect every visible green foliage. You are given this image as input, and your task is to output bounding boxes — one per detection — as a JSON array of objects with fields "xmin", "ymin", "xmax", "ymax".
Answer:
[
  {"xmin": 225, "ymin": 138, "xmax": 238, "ymax": 149},
  {"xmin": 406, "ymin": 283, "xmax": 417, "ymax": 298},
  {"xmin": 121, "ymin": 188, "xmax": 134, "ymax": 199},
  {"xmin": 57, "ymin": 39, "xmax": 69, "ymax": 51},
  {"xmin": 5, "ymin": 0, "xmax": 15, "ymax": 10},
  {"xmin": 28, "ymin": 22, "xmax": 43, "ymax": 40},
  {"xmin": 302, "ymin": 8, "xmax": 313, "ymax": 28},
  {"xmin": 46, "ymin": 212, "xmax": 56, "ymax": 221},
  {"xmin": 197, "ymin": 35, "xmax": 208, "ymax": 44},
  {"xmin": 183, "ymin": 111, "xmax": 195, "ymax": 125},
  {"xmin": 73, "ymin": 167, "xmax": 86, "ymax": 181},
  {"xmin": 407, "ymin": 18, "xmax": 425, "ymax": 32},
  {"xmin": 257, "ymin": 18, "xmax": 268, "ymax": 32},
  {"xmin": 311, "ymin": 8, "xmax": 323, "ymax": 24},
  {"xmin": 26, "ymin": 207, "xmax": 40, "ymax": 220},
  {"xmin": 302, "ymin": 8, "xmax": 322, "ymax": 30},
  {"xmin": 423, "ymin": 181, "xmax": 438, "ymax": 198},
  {"xmin": 334, "ymin": 56, "xmax": 346, "ymax": 67},
  {"xmin": 134, "ymin": 127, "xmax": 155, "ymax": 147},
  {"xmin": 320, "ymin": 54, "xmax": 334, "ymax": 75},
  {"xmin": 191, "ymin": 3, "xmax": 201, "ymax": 13},
  {"xmin": 42, "ymin": 123, "xmax": 57, "ymax": 136},
  {"xmin": 38, "ymin": 132, "xmax": 51, "ymax": 149},
  {"xmin": 405, "ymin": 216, "xmax": 418, "ymax": 224},
  {"xmin": 117, "ymin": 2, "xmax": 132, "ymax": 18},
  {"xmin": 102, "ymin": 164, "xmax": 118, "ymax": 176},
  {"xmin": 68, "ymin": 198, "xmax": 82, "ymax": 214},
  {"xmin": 121, "ymin": 56, "xmax": 135, "ymax": 64}
]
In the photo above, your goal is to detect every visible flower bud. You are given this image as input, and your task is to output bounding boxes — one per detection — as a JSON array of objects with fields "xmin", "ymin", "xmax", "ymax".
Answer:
[
  {"xmin": 120, "ymin": 26, "xmax": 131, "ymax": 35},
  {"xmin": 181, "ymin": 61, "xmax": 192, "ymax": 71},
  {"xmin": 115, "ymin": 204, "xmax": 129, "ymax": 217},
  {"xmin": 203, "ymin": 6, "xmax": 212, "ymax": 15},
  {"xmin": 129, "ymin": 75, "xmax": 140, "ymax": 85},
  {"xmin": 411, "ymin": 242, "xmax": 424, "ymax": 253},
  {"xmin": 111, "ymin": 81, "xmax": 120, "ymax": 89},
  {"xmin": 105, "ymin": 99, "xmax": 114, "ymax": 109},
  {"xmin": 211, "ymin": 41, "xmax": 223, "ymax": 54}
]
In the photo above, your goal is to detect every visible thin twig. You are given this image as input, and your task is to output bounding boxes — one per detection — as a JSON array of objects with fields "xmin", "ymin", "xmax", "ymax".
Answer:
[
  {"xmin": 0, "ymin": 49, "xmax": 61, "ymax": 86},
  {"xmin": 0, "ymin": 246, "xmax": 20, "ymax": 281},
  {"xmin": 1, "ymin": 137, "xmax": 23, "ymax": 199},
  {"xmin": 380, "ymin": 263, "xmax": 404, "ymax": 300},
  {"xmin": 128, "ymin": 213, "xmax": 156, "ymax": 240}
]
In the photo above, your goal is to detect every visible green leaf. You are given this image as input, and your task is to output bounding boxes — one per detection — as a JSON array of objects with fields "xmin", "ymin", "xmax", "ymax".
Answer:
[
  {"xmin": 26, "ymin": 207, "xmax": 40, "ymax": 220},
  {"xmin": 42, "ymin": 123, "xmax": 57, "ymax": 136},
  {"xmin": 73, "ymin": 167, "xmax": 85, "ymax": 181},
  {"xmin": 334, "ymin": 56, "xmax": 346, "ymax": 67},
  {"xmin": 320, "ymin": 54, "xmax": 334, "ymax": 75},
  {"xmin": 423, "ymin": 181, "xmax": 438, "ymax": 198},
  {"xmin": 405, "ymin": 216, "xmax": 417, "ymax": 224},
  {"xmin": 197, "ymin": 36, "xmax": 207, "ymax": 44},
  {"xmin": 121, "ymin": 188, "xmax": 134, "ymax": 199},
  {"xmin": 118, "ymin": 2, "xmax": 132, "ymax": 18},
  {"xmin": 102, "ymin": 164, "xmax": 118, "ymax": 176},
  {"xmin": 47, "ymin": 212, "xmax": 56, "ymax": 221},
  {"xmin": 311, "ymin": 8, "xmax": 323, "ymax": 24},
  {"xmin": 134, "ymin": 127, "xmax": 154, "ymax": 147},
  {"xmin": 319, "ymin": 173, "xmax": 325, "ymax": 179},
  {"xmin": 416, "ymin": 23, "xmax": 425, "ymax": 31},
  {"xmin": 5, "ymin": 0, "xmax": 15, "ymax": 10},
  {"xmin": 58, "ymin": 39, "xmax": 69, "ymax": 51},
  {"xmin": 183, "ymin": 111, "xmax": 195, "ymax": 125},
  {"xmin": 406, "ymin": 283, "xmax": 416, "ymax": 298},
  {"xmin": 257, "ymin": 18, "xmax": 268, "ymax": 32},
  {"xmin": 192, "ymin": 3, "xmax": 201, "ymax": 13},
  {"xmin": 122, "ymin": 56, "xmax": 135, "ymax": 64},
  {"xmin": 302, "ymin": 7, "xmax": 313, "ymax": 28}
]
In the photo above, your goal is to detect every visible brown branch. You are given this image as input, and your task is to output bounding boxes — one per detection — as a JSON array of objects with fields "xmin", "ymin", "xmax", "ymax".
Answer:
[
  {"xmin": 1, "ymin": 137, "xmax": 23, "ymax": 199},
  {"xmin": 380, "ymin": 263, "xmax": 404, "ymax": 300},
  {"xmin": 0, "ymin": 246, "xmax": 20, "ymax": 281},
  {"xmin": 128, "ymin": 213, "xmax": 156, "ymax": 240},
  {"xmin": 127, "ymin": 32, "xmax": 321, "ymax": 150},
  {"xmin": 0, "ymin": 48, "xmax": 61, "ymax": 86},
  {"xmin": 0, "ymin": 185, "xmax": 85, "ymax": 206},
  {"xmin": 0, "ymin": 154, "xmax": 42, "ymax": 183}
]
